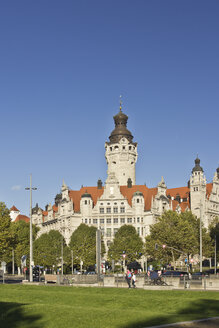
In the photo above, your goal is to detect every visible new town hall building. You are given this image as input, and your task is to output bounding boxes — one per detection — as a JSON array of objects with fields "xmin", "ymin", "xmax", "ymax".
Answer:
[{"xmin": 31, "ymin": 106, "xmax": 219, "ymax": 250}]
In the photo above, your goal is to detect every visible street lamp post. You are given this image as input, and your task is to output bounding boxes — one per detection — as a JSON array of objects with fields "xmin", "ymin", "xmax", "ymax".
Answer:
[
  {"xmin": 200, "ymin": 202, "xmax": 203, "ymax": 273},
  {"xmin": 215, "ymin": 234, "xmax": 217, "ymax": 275},
  {"xmin": 25, "ymin": 174, "xmax": 37, "ymax": 282},
  {"xmin": 71, "ymin": 250, "xmax": 74, "ymax": 275}
]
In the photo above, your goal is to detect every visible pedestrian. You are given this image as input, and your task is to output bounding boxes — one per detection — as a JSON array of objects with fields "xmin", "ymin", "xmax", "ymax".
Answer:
[
  {"xmin": 132, "ymin": 272, "xmax": 136, "ymax": 288},
  {"xmin": 125, "ymin": 270, "xmax": 132, "ymax": 288},
  {"xmin": 150, "ymin": 270, "xmax": 159, "ymax": 284}
]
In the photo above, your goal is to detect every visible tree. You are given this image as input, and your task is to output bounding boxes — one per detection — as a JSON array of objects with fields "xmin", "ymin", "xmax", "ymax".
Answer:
[
  {"xmin": 11, "ymin": 220, "xmax": 38, "ymax": 271},
  {"xmin": 0, "ymin": 202, "xmax": 14, "ymax": 262},
  {"xmin": 145, "ymin": 210, "xmax": 213, "ymax": 267},
  {"xmin": 33, "ymin": 230, "xmax": 69, "ymax": 269},
  {"xmin": 69, "ymin": 224, "xmax": 105, "ymax": 269},
  {"xmin": 209, "ymin": 217, "xmax": 219, "ymax": 262},
  {"xmin": 108, "ymin": 225, "xmax": 143, "ymax": 264}
]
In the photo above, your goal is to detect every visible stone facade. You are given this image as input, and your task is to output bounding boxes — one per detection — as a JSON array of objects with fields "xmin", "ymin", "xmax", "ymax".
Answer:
[{"xmin": 32, "ymin": 106, "xmax": 219, "ymax": 249}]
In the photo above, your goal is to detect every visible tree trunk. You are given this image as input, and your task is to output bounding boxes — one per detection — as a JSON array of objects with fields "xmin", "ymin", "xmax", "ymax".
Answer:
[{"xmin": 171, "ymin": 250, "xmax": 176, "ymax": 270}]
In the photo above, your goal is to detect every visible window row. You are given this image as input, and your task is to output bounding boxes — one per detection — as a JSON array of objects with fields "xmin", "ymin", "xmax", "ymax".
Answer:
[
  {"xmin": 109, "ymin": 145, "xmax": 135, "ymax": 151},
  {"xmin": 82, "ymin": 217, "xmax": 143, "ymax": 224},
  {"xmin": 100, "ymin": 207, "xmax": 125, "ymax": 213}
]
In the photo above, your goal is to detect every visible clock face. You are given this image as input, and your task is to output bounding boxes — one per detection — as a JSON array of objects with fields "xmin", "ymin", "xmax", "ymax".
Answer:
[{"xmin": 110, "ymin": 187, "xmax": 114, "ymax": 195}]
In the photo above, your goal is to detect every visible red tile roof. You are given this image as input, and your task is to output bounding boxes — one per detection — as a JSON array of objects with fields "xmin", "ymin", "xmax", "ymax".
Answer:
[
  {"xmin": 120, "ymin": 185, "xmax": 158, "ymax": 211},
  {"xmin": 44, "ymin": 182, "xmax": 214, "ymax": 216},
  {"xmin": 167, "ymin": 186, "xmax": 190, "ymax": 200},
  {"xmin": 10, "ymin": 205, "xmax": 19, "ymax": 212},
  {"xmin": 206, "ymin": 183, "xmax": 213, "ymax": 199},
  {"xmin": 69, "ymin": 187, "xmax": 104, "ymax": 212},
  {"xmin": 15, "ymin": 214, "xmax": 30, "ymax": 223}
]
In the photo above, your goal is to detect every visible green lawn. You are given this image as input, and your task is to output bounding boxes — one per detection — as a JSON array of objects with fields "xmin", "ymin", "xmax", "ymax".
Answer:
[{"xmin": 0, "ymin": 285, "xmax": 219, "ymax": 328}]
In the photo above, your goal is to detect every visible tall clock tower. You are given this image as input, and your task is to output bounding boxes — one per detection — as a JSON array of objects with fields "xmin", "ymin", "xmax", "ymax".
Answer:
[{"xmin": 105, "ymin": 105, "xmax": 138, "ymax": 186}]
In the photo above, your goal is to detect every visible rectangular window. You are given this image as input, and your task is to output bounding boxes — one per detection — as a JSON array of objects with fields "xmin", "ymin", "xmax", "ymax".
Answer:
[
  {"xmin": 137, "ymin": 227, "xmax": 140, "ymax": 235},
  {"xmin": 141, "ymin": 217, "xmax": 143, "ymax": 223},
  {"xmin": 107, "ymin": 218, "xmax": 111, "ymax": 224},
  {"xmin": 99, "ymin": 208, "xmax": 104, "ymax": 214},
  {"xmin": 85, "ymin": 218, "xmax": 87, "ymax": 224},
  {"xmin": 106, "ymin": 207, "xmax": 111, "ymax": 213},
  {"xmin": 89, "ymin": 219, "xmax": 91, "ymax": 224},
  {"xmin": 106, "ymin": 228, "xmax": 111, "ymax": 237},
  {"xmin": 120, "ymin": 207, "xmax": 125, "ymax": 213},
  {"xmin": 127, "ymin": 218, "xmax": 132, "ymax": 223},
  {"xmin": 137, "ymin": 217, "xmax": 140, "ymax": 223},
  {"xmin": 93, "ymin": 219, "xmax": 97, "ymax": 224},
  {"xmin": 100, "ymin": 218, "xmax": 104, "ymax": 224},
  {"xmin": 141, "ymin": 227, "xmax": 144, "ymax": 235},
  {"xmin": 113, "ymin": 207, "xmax": 118, "ymax": 213},
  {"xmin": 113, "ymin": 218, "xmax": 118, "ymax": 224},
  {"xmin": 120, "ymin": 218, "xmax": 125, "ymax": 224}
]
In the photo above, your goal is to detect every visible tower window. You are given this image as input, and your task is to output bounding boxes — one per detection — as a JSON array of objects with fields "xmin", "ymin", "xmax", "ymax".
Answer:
[
  {"xmin": 112, "ymin": 161, "xmax": 116, "ymax": 164},
  {"xmin": 85, "ymin": 200, "xmax": 87, "ymax": 205},
  {"xmin": 110, "ymin": 147, "xmax": 112, "ymax": 151},
  {"xmin": 137, "ymin": 199, "xmax": 139, "ymax": 203},
  {"xmin": 129, "ymin": 146, "xmax": 132, "ymax": 150}
]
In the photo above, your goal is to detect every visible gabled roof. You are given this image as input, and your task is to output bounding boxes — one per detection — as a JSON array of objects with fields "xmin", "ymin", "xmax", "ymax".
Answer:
[
  {"xmin": 120, "ymin": 185, "xmax": 158, "ymax": 211},
  {"xmin": 15, "ymin": 214, "xmax": 30, "ymax": 223},
  {"xmin": 10, "ymin": 205, "xmax": 19, "ymax": 212},
  {"xmin": 69, "ymin": 186, "xmax": 104, "ymax": 212}
]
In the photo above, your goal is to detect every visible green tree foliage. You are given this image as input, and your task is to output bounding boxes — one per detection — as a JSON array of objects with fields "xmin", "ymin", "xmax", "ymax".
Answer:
[
  {"xmin": 108, "ymin": 225, "xmax": 144, "ymax": 264},
  {"xmin": 145, "ymin": 210, "xmax": 213, "ymax": 265},
  {"xmin": 0, "ymin": 202, "xmax": 14, "ymax": 261},
  {"xmin": 33, "ymin": 230, "xmax": 69, "ymax": 269},
  {"xmin": 209, "ymin": 217, "xmax": 219, "ymax": 261},
  {"xmin": 69, "ymin": 224, "xmax": 105, "ymax": 269},
  {"xmin": 11, "ymin": 220, "xmax": 38, "ymax": 267}
]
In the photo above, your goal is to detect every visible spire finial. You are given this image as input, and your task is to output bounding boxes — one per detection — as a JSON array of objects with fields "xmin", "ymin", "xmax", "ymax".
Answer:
[{"xmin": 119, "ymin": 95, "xmax": 122, "ymax": 111}]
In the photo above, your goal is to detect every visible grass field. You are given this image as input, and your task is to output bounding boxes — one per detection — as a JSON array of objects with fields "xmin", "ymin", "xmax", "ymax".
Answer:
[{"xmin": 0, "ymin": 285, "xmax": 219, "ymax": 328}]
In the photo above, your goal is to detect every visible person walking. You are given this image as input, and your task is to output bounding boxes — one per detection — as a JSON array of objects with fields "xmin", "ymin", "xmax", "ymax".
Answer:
[
  {"xmin": 126, "ymin": 270, "xmax": 132, "ymax": 288},
  {"xmin": 132, "ymin": 272, "xmax": 136, "ymax": 288}
]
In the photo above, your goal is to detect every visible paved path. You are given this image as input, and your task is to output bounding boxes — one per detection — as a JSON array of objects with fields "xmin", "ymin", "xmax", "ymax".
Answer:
[{"xmin": 147, "ymin": 317, "xmax": 219, "ymax": 328}]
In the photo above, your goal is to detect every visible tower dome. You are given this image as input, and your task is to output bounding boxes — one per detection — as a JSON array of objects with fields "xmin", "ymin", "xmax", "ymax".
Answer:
[
  {"xmin": 81, "ymin": 190, "xmax": 92, "ymax": 198},
  {"xmin": 192, "ymin": 157, "xmax": 203, "ymax": 173},
  {"xmin": 109, "ymin": 108, "xmax": 133, "ymax": 144}
]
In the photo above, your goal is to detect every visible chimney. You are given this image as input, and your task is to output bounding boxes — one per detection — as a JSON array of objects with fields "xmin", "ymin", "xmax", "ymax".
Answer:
[{"xmin": 97, "ymin": 179, "xmax": 102, "ymax": 189}]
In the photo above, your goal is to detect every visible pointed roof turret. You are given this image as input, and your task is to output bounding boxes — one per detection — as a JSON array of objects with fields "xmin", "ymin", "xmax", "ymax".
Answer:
[
  {"xmin": 62, "ymin": 179, "xmax": 68, "ymax": 191},
  {"xmin": 217, "ymin": 166, "xmax": 219, "ymax": 179},
  {"xmin": 192, "ymin": 156, "xmax": 203, "ymax": 173},
  {"xmin": 158, "ymin": 176, "xmax": 166, "ymax": 188}
]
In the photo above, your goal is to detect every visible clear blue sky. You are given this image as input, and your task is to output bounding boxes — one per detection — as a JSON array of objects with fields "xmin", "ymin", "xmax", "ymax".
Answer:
[{"xmin": 0, "ymin": 0, "xmax": 218, "ymax": 216}]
